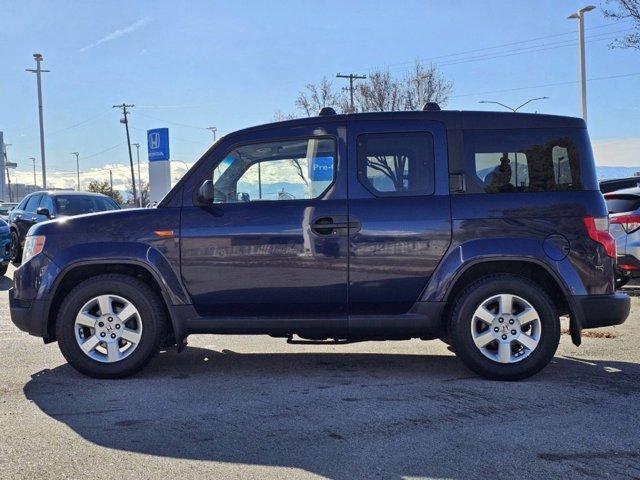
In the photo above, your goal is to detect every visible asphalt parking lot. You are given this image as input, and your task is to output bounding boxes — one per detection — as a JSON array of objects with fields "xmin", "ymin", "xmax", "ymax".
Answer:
[{"xmin": 1, "ymin": 264, "xmax": 639, "ymax": 480}]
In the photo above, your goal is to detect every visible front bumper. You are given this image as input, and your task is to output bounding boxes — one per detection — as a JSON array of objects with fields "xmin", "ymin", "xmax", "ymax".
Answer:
[
  {"xmin": 573, "ymin": 292, "xmax": 630, "ymax": 329},
  {"xmin": 9, "ymin": 288, "xmax": 50, "ymax": 338}
]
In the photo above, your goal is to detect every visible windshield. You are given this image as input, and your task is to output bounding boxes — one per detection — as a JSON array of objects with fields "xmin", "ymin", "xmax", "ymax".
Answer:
[{"xmin": 54, "ymin": 195, "xmax": 120, "ymax": 216}]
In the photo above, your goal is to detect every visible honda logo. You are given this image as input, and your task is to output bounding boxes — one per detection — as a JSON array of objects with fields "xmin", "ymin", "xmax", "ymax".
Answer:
[{"xmin": 149, "ymin": 132, "xmax": 161, "ymax": 149}]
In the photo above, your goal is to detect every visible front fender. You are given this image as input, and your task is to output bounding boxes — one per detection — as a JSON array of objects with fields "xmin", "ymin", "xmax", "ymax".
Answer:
[{"xmin": 49, "ymin": 241, "xmax": 190, "ymax": 305}]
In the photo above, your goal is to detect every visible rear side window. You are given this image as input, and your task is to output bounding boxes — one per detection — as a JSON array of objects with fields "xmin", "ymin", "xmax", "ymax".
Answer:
[
  {"xmin": 605, "ymin": 195, "xmax": 640, "ymax": 214},
  {"xmin": 357, "ymin": 132, "xmax": 435, "ymax": 196},
  {"xmin": 461, "ymin": 129, "xmax": 596, "ymax": 194}
]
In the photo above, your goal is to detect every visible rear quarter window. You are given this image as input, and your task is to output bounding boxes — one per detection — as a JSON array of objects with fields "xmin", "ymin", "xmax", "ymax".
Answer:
[{"xmin": 459, "ymin": 128, "xmax": 598, "ymax": 194}]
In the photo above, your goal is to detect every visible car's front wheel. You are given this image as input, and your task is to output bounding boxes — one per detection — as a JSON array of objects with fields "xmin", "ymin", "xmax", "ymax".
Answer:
[
  {"xmin": 9, "ymin": 230, "xmax": 21, "ymax": 263},
  {"xmin": 56, "ymin": 274, "xmax": 167, "ymax": 378},
  {"xmin": 449, "ymin": 274, "xmax": 560, "ymax": 381}
]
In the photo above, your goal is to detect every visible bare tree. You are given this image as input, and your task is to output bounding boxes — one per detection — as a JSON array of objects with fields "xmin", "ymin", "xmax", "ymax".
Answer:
[
  {"xmin": 354, "ymin": 70, "xmax": 403, "ymax": 112},
  {"xmin": 295, "ymin": 77, "xmax": 342, "ymax": 116},
  {"xmin": 402, "ymin": 62, "xmax": 453, "ymax": 110},
  {"xmin": 286, "ymin": 62, "xmax": 452, "ymax": 118},
  {"xmin": 603, "ymin": 0, "xmax": 640, "ymax": 49}
]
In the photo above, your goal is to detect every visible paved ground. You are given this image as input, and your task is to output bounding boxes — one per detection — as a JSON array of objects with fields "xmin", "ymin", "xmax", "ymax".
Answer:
[{"xmin": 1, "ymin": 264, "xmax": 639, "ymax": 479}]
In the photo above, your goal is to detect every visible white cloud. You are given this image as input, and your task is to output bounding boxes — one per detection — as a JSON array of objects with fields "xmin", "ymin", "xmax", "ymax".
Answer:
[
  {"xmin": 80, "ymin": 18, "xmax": 151, "ymax": 52},
  {"xmin": 592, "ymin": 138, "xmax": 640, "ymax": 167}
]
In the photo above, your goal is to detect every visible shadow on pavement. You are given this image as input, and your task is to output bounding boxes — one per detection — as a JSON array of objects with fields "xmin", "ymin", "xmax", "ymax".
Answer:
[{"xmin": 23, "ymin": 347, "xmax": 640, "ymax": 479}]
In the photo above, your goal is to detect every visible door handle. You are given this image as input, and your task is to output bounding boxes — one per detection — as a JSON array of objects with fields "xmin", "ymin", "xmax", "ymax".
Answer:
[{"xmin": 311, "ymin": 216, "xmax": 361, "ymax": 236}]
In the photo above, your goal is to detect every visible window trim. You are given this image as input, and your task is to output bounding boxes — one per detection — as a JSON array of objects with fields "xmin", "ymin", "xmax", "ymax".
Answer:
[
  {"xmin": 356, "ymin": 131, "xmax": 436, "ymax": 198},
  {"xmin": 197, "ymin": 134, "xmax": 339, "ymax": 206}
]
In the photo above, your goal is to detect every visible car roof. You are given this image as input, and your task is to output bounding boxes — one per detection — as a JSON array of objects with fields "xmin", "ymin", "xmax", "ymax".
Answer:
[
  {"xmin": 24, "ymin": 190, "xmax": 110, "ymax": 198},
  {"xmin": 230, "ymin": 110, "xmax": 586, "ymax": 137}
]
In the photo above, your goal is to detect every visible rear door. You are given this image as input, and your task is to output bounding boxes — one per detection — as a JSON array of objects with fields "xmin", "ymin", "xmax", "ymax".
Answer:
[{"xmin": 346, "ymin": 119, "xmax": 452, "ymax": 315}]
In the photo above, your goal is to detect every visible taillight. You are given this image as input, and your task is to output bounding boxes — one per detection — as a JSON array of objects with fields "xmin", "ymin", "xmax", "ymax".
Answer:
[
  {"xmin": 610, "ymin": 213, "xmax": 640, "ymax": 234},
  {"xmin": 583, "ymin": 216, "xmax": 616, "ymax": 258}
]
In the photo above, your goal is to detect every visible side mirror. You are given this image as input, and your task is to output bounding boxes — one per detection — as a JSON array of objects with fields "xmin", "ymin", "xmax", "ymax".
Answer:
[
  {"xmin": 196, "ymin": 180, "xmax": 214, "ymax": 206},
  {"xmin": 36, "ymin": 207, "xmax": 51, "ymax": 218}
]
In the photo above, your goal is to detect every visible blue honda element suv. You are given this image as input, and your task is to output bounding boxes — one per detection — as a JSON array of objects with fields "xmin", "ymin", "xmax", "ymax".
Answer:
[{"xmin": 9, "ymin": 106, "xmax": 630, "ymax": 380}]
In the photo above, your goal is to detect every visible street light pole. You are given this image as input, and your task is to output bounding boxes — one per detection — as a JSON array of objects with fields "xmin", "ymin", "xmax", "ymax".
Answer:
[
  {"xmin": 132, "ymin": 143, "xmax": 142, "ymax": 207},
  {"xmin": 71, "ymin": 152, "xmax": 80, "ymax": 191},
  {"xmin": 28, "ymin": 157, "xmax": 37, "ymax": 187},
  {"xmin": 478, "ymin": 97, "xmax": 549, "ymax": 112},
  {"xmin": 206, "ymin": 126, "xmax": 217, "ymax": 142},
  {"xmin": 26, "ymin": 53, "xmax": 49, "ymax": 189},
  {"xmin": 568, "ymin": 5, "xmax": 596, "ymax": 123}
]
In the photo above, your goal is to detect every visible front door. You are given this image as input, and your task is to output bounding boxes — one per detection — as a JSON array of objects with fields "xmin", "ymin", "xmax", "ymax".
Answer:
[
  {"xmin": 346, "ymin": 119, "xmax": 452, "ymax": 316},
  {"xmin": 180, "ymin": 122, "xmax": 349, "ymax": 319}
]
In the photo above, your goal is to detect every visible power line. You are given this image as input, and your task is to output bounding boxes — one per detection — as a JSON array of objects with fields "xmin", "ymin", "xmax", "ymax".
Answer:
[
  {"xmin": 451, "ymin": 71, "xmax": 640, "ymax": 99},
  {"xmin": 134, "ymin": 112, "xmax": 207, "ymax": 130},
  {"xmin": 367, "ymin": 20, "xmax": 632, "ymax": 72}
]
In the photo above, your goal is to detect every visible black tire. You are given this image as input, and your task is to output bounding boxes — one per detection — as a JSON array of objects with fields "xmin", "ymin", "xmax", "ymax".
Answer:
[
  {"xmin": 615, "ymin": 275, "xmax": 629, "ymax": 290},
  {"xmin": 9, "ymin": 230, "xmax": 21, "ymax": 264},
  {"xmin": 0, "ymin": 263, "xmax": 7, "ymax": 276},
  {"xmin": 56, "ymin": 274, "xmax": 167, "ymax": 379},
  {"xmin": 449, "ymin": 274, "xmax": 560, "ymax": 381}
]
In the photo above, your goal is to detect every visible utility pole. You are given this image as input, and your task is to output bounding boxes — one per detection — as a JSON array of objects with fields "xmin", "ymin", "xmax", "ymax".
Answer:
[
  {"xmin": 26, "ymin": 53, "xmax": 49, "ymax": 189},
  {"xmin": 109, "ymin": 170, "xmax": 114, "ymax": 197},
  {"xmin": 28, "ymin": 157, "xmax": 36, "ymax": 187},
  {"xmin": 71, "ymin": 152, "xmax": 80, "ymax": 191},
  {"xmin": 113, "ymin": 103, "xmax": 137, "ymax": 205},
  {"xmin": 132, "ymin": 143, "xmax": 142, "ymax": 207},
  {"xmin": 568, "ymin": 5, "xmax": 596, "ymax": 123},
  {"xmin": 206, "ymin": 126, "xmax": 217, "ymax": 142},
  {"xmin": 3, "ymin": 144, "xmax": 11, "ymax": 202},
  {"xmin": 336, "ymin": 73, "xmax": 366, "ymax": 112}
]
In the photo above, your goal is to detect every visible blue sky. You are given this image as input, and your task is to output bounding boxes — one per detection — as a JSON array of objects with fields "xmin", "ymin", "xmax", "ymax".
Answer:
[{"xmin": 2, "ymin": 0, "xmax": 640, "ymax": 187}]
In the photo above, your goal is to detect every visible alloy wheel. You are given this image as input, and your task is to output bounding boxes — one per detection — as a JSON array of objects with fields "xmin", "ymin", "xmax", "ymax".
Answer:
[
  {"xmin": 74, "ymin": 294, "xmax": 143, "ymax": 363},
  {"xmin": 470, "ymin": 293, "xmax": 542, "ymax": 364}
]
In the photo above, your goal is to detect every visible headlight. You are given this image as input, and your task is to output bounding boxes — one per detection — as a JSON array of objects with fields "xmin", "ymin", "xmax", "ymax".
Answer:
[{"xmin": 22, "ymin": 235, "xmax": 46, "ymax": 263}]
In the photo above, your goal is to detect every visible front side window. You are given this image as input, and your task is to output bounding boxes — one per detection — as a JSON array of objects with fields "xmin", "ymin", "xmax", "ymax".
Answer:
[
  {"xmin": 357, "ymin": 132, "xmax": 435, "ymax": 197},
  {"xmin": 213, "ymin": 138, "xmax": 335, "ymax": 203},
  {"xmin": 464, "ymin": 129, "xmax": 588, "ymax": 194},
  {"xmin": 39, "ymin": 195, "xmax": 55, "ymax": 214}
]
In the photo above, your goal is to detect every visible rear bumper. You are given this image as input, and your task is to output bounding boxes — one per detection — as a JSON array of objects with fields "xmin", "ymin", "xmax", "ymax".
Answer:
[
  {"xmin": 573, "ymin": 292, "xmax": 630, "ymax": 329},
  {"xmin": 9, "ymin": 288, "xmax": 50, "ymax": 338}
]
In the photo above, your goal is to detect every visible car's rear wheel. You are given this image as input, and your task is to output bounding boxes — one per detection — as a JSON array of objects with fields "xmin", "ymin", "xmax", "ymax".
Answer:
[
  {"xmin": 615, "ymin": 274, "xmax": 629, "ymax": 290},
  {"xmin": 449, "ymin": 274, "xmax": 560, "ymax": 381},
  {"xmin": 56, "ymin": 274, "xmax": 167, "ymax": 378},
  {"xmin": 9, "ymin": 230, "xmax": 21, "ymax": 263},
  {"xmin": 0, "ymin": 263, "xmax": 7, "ymax": 276}
]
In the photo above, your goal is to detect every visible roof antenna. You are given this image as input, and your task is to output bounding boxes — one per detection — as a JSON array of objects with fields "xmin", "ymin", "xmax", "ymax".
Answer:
[
  {"xmin": 422, "ymin": 102, "xmax": 441, "ymax": 111},
  {"xmin": 319, "ymin": 107, "xmax": 336, "ymax": 116}
]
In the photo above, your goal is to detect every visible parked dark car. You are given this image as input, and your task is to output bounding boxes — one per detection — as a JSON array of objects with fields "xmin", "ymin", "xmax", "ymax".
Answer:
[
  {"xmin": 9, "ymin": 108, "xmax": 629, "ymax": 380},
  {"xmin": 604, "ymin": 186, "xmax": 640, "ymax": 288},
  {"xmin": 8, "ymin": 191, "xmax": 120, "ymax": 263},
  {"xmin": 0, "ymin": 218, "xmax": 11, "ymax": 275}
]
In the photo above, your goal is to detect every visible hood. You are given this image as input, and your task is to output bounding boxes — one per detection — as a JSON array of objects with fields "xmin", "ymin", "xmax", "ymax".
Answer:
[{"xmin": 29, "ymin": 207, "xmax": 175, "ymax": 244}]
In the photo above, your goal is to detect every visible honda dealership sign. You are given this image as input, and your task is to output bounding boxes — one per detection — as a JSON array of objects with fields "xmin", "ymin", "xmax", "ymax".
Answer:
[
  {"xmin": 147, "ymin": 128, "xmax": 171, "ymax": 204},
  {"xmin": 147, "ymin": 128, "xmax": 170, "ymax": 161}
]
